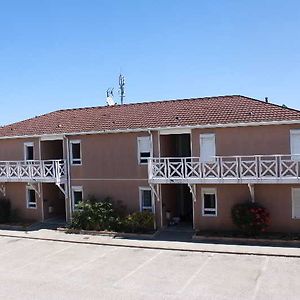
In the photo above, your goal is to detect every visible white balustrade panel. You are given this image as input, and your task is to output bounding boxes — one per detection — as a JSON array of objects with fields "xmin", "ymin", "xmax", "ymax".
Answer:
[
  {"xmin": 0, "ymin": 160, "xmax": 66, "ymax": 183},
  {"xmin": 149, "ymin": 155, "xmax": 300, "ymax": 183}
]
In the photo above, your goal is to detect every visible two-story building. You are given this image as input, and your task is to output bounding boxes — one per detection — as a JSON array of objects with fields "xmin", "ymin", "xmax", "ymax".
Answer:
[{"xmin": 0, "ymin": 95, "xmax": 300, "ymax": 233}]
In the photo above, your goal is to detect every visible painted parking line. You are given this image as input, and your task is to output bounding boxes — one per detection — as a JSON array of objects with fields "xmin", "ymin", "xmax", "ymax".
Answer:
[
  {"xmin": 113, "ymin": 250, "xmax": 163, "ymax": 288},
  {"xmin": 178, "ymin": 254, "xmax": 213, "ymax": 294}
]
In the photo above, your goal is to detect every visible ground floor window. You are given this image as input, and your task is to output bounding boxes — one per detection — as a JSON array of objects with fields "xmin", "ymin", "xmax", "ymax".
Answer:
[
  {"xmin": 72, "ymin": 186, "xmax": 83, "ymax": 210},
  {"xmin": 26, "ymin": 186, "xmax": 37, "ymax": 209},
  {"xmin": 201, "ymin": 188, "xmax": 217, "ymax": 216},
  {"xmin": 292, "ymin": 188, "xmax": 300, "ymax": 219},
  {"xmin": 139, "ymin": 187, "xmax": 153, "ymax": 212}
]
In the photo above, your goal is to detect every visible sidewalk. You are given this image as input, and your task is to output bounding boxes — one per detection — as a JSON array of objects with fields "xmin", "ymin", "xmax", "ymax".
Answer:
[{"xmin": 0, "ymin": 228, "xmax": 300, "ymax": 258}]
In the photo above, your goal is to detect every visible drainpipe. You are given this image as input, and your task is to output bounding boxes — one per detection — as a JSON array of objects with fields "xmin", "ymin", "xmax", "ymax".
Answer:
[
  {"xmin": 148, "ymin": 130, "xmax": 157, "ymax": 229},
  {"xmin": 64, "ymin": 135, "xmax": 72, "ymax": 222},
  {"xmin": 38, "ymin": 137, "xmax": 45, "ymax": 222}
]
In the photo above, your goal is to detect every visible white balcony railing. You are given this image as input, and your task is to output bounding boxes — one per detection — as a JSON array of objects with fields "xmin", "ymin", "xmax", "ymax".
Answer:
[
  {"xmin": 0, "ymin": 160, "xmax": 67, "ymax": 183},
  {"xmin": 148, "ymin": 155, "xmax": 300, "ymax": 184}
]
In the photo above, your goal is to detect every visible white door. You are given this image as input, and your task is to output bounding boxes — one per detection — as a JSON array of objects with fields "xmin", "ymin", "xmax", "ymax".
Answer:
[
  {"xmin": 200, "ymin": 134, "xmax": 216, "ymax": 162},
  {"xmin": 290, "ymin": 130, "xmax": 300, "ymax": 160}
]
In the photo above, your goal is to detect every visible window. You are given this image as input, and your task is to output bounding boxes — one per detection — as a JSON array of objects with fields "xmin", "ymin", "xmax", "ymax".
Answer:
[
  {"xmin": 72, "ymin": 186, "xmax": 83, "ymax": 210},
  {"xmin": 292, "ymin": 188, "xmax": 300, "ymax": 219},
  {"xmin": 139, "ymin": 187, "xmax": 153, "ymax": 212},
  {"xmin": 290, "ymin": 130, "xmax": 300, "ymax": 161},
  {"xmin": 24, "ymin": 142, "xmax": 34, "ymax": 160},
  {"xmin": 202, "ymin": 188, "xmax": 217, "ymax": 216},
  {"xmin": 200, "ymin": 134, "xmax": 216, "ymax": 162},
  {"xmin": 137, "ymin": 136, "xmax": 151, "ymax": 164},
  {"xmin": 26, "ymin": 186, "xmax": 37, "ymax": 209},
  {"xmin": 70, "ymin": 140, "xmax": 82, "ymax": 165}
]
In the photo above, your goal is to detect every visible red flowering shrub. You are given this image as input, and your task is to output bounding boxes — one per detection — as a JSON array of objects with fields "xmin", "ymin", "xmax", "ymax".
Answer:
[{"xmin": 231, "ymin": 202, "xmax": 270, "ymax": 236}]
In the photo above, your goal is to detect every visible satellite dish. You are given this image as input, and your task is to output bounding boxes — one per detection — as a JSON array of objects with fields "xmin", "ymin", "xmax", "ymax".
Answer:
[
  {"xmin": 106, "ymin": 96, "xmax": 115, "ymax": 106},
  {"xmin": 106, "ymin": 88, "xmax": 115, "ymax": 106}
]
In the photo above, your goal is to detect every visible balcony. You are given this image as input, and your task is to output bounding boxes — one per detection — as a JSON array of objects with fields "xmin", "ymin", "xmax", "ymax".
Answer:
[
  {"xmin": 148, "ymin": 155, "xmax": 300, "ymax": 184},
  {"xmin": 0, "ymin": 160, "xmax": 67, "ymax": 184}
]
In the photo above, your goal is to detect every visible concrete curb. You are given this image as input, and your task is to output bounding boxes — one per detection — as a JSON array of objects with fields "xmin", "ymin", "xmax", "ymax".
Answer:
[
  {"xmin": 193, "ymin": 234, "xmax": 300, "ymax": 246},
  {"xmin": 0, "ymin": 231, "xmax": 300, "ymax": 258}
]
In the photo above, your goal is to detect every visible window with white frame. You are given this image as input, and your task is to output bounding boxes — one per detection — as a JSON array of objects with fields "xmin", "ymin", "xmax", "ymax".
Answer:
[
  {"xmin": 139, "ymin": 187, "xmax": 153, "ymax": 212},
  {"xmin": 24, "ymin": 142, "xmax": 34, "ymax": 161},
  {"xmin": 292, "ymin": 188, "xmax": 300, "ymax": 219},
  {"xmin": 137, "ymin": 136, "xmax": 151, "ymax": 164},
  {"xmin": 290, "ymin": 130, "xmax": 300, "ymax": 161},
  {"xmin": 70, "ymin": 140, "xmax": 82, "ymax": 165},
  {"xmin": 202, "ymin": 188, "xmax": 217, "ymax": 216},
  {"xmin": 26, "ymin": 186, "xmax": 37, "ymax": 209},
  {"xmin": 200, "ymin": 133, "xmax": 216, "ymax": 162},
  {"xmin": 72, "ymin": 186, "xmax": 83, "ymax": 209}
]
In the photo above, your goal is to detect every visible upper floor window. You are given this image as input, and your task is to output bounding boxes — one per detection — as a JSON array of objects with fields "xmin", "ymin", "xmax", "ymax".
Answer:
[
  {"xmin": 72, "ymin": 186, "xmax": 83, "ymax": 210},
  {"xmin": 200, "ymin": 134, "xmax": 216, "ymax": 162},
  {"xmin": 290, "ymin": 130, "xmax": 300, "ymax": 161},
  {"xmin": 202, "ymin": 188, "xmax": 217, "ymax": 216},
  {"xmin": 24, "ymin": 142, "xmax": 34, "ymax": 161},
  {"xmin": 139, "ymin": 187, "xmax": 153, "ymax": 212},
  {"xmin": 26, "ymin": 186, "xmax": 37, "ymax": 209},
  {"xmin": 70, "ymin": 140, "xmax": 82, "ymax": 165},
  {"xmin": 137, "ymin": 136, "xmax": 151, "ymax": 164}
]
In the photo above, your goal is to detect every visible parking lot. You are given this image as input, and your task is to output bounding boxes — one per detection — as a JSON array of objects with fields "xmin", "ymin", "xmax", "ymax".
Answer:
[{"xmin": 0, "ymin": 236, "xmax": 300, "ymax": 299}]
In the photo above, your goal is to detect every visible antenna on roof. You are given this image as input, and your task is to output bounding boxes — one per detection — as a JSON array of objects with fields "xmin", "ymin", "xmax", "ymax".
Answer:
[
  {"xmin": 106, "ymin": 88, "xmax": 115, "ymax": 106},
  {"xmin": 119, "ymin": 74, "xmax": 125, "ymax": 105}
]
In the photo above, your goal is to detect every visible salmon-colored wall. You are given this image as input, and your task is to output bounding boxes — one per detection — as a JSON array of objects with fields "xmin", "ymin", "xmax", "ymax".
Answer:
[
  {"xmin": 255, "ymin": 184, "xmax": 300, "ymax": 233},
  {"xmin": 193, "ymin": 184, "xmax": 300, "ymax": 233},
  {"xmin": 191, "ymin": 124, "xmax": 300, "ymax": 157},
  {"xmin": 68, "ymin": 132, "xmax": 152, "ymax": 180},
  {"xmin": 70, "ymin": 179, "xmax": 148, "ymax": 214},
  {"xmin": 194, "ymin": 184, "xmax": 251, "ymax": 231},
  {"xmin": 0, "ymin": 138, "xmax": 40, "ymax": 160},
  {"xmin": 5, "ymin": 183, "xmax": 42, "ymax": 222}
]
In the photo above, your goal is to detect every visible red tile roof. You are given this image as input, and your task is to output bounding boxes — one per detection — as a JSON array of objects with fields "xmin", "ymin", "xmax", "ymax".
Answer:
[{"xmin": 1, "ymin": 95, "xmax": 300, "ymax": 138}]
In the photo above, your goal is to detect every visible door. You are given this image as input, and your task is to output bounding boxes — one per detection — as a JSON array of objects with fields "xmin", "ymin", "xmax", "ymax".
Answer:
[
  {"xmin": 290, "ymin": 130, "xmax": 300, "ymax": 160},
  {"xmin": 200, "ymin": 134, "xmax": 216, "ymax": 162}
]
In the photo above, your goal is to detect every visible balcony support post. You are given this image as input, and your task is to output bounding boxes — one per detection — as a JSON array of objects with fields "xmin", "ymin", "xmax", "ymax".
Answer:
[
  {"xmin": 56, "ymin": 183, "xmax": 68, "ymax": 197},
  {"xmin": 27, "ymin": 182, "xmax": 41, "ymax": 198},
  {"xmin": 188, "ymin": 183, "xmax": 196, "ymax": 202},
  {"xmin": 0, "ymin": 184, "xmax": 6, "ymax": 197},
  {"xmin": 248, "ymin": 183, "xmax": 255, "ymax": 203}
]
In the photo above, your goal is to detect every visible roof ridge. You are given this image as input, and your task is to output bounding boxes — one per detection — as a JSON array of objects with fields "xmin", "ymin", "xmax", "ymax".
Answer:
[
  {"xmin": 54, "ymin": 94, "xmax": 243, "ymax": 113},
  {"xmin": 240, "ymin": 95, "xmax": 300, "ymax": 113}
]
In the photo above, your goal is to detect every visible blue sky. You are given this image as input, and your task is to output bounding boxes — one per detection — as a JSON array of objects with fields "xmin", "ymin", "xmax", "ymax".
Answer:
[{"xmin": 0, "ymin": 0, "xmax": 300, "ymax": 125}]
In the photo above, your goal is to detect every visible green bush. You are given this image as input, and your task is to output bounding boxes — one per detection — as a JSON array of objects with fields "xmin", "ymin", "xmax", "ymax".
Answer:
[
  {"xmin": 231, "ymin": 202, "xmax": 270, "ymax": 236},
  {"xmin": 0, "ymin": 198, "xmax": 11, "ymax": 223},
  {"xmin": 123, "ymin": 211, "xmax": 155, "ymax": 233},
  {"xmin": 70, "ymin": 197, "xmax": 122, "ymax": 231}
]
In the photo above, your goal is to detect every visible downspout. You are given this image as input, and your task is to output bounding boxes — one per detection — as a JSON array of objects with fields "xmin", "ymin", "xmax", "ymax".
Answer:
[
  {"xmin": 64, "ymin": 135, "xmax": 72, "ymax": 221},
  {"xmin": 38, "ymin": 137, "xmax": 44, "ymax": 222},
  {"xmin": 147, "ymin": 130, "xmax": 157, "ymax": 229}
]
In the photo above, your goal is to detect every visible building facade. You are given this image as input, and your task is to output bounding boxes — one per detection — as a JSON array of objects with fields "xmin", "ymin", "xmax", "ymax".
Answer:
[{"xmin": 0, "ymin": 95, "xmax": 300, "ymax": 233}]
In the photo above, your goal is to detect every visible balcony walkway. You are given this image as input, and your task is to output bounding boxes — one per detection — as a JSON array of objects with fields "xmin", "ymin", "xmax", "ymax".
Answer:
[
  {"xmin": 0, "ymin": 160, "xmax": 67, "ymax": 184},
  {"xmin": 148, "ymin": 154, "xmax": 300, "ymax": 184}
]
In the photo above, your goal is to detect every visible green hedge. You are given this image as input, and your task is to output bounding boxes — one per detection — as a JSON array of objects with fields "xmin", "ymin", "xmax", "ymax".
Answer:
[
  {"xmin": 123, "ymin": 211, "xmax": 155, "ymax": 233},
  {"xmin": 70, "ymin": 197, "xmax": 122, "ymax": 231},
  {"xmin": 70, "ymin": 196, "xmax": 155, "ymax": 233}
]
